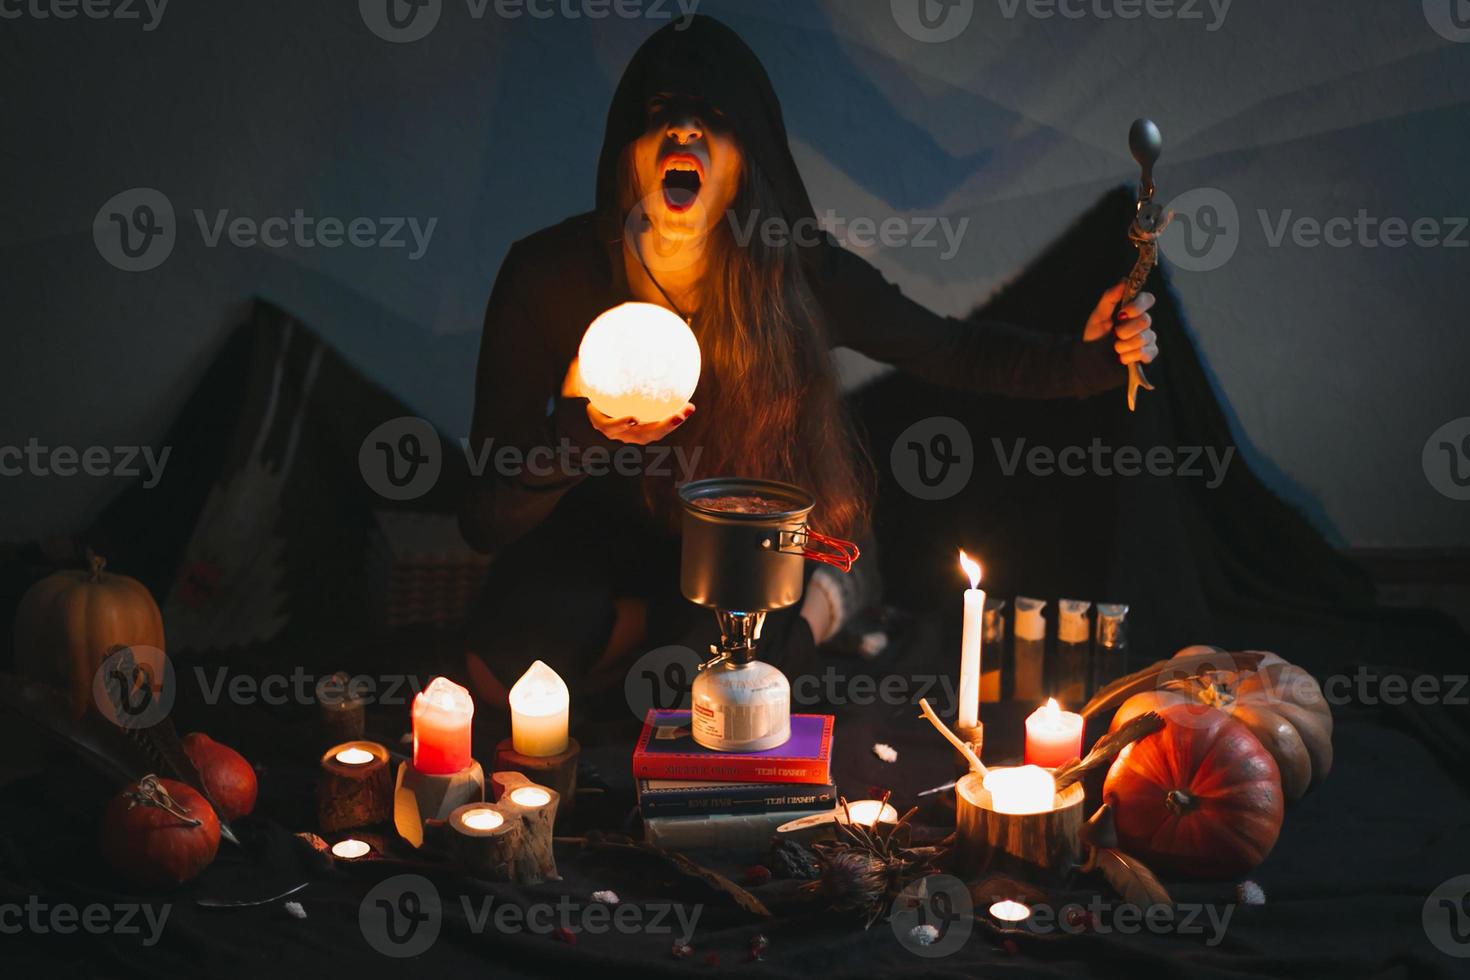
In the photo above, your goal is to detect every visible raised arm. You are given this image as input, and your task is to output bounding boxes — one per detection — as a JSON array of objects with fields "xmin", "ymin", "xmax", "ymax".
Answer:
[{"xmin": 807, "ymin": 242, "xmax": 1132, "ymax": 400}]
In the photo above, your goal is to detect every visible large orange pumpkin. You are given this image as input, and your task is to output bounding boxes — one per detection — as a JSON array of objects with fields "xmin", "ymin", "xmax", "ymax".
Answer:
[
  {"xmin": 13, "ymin": 552, "xmax": 165, "ymax": 717},
  {"xmin": 1091, "ymin": 646, "xmax": 1333, "ymax": 801},
  {"xmin": 1103, "ymin": 703, "xmax": 1284, "ymax": 878}
]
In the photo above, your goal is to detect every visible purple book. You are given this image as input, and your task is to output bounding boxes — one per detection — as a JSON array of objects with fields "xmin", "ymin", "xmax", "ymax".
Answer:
[{"xmin": 632, "ymin": 710, "xmax": 834, "ymax": 784}]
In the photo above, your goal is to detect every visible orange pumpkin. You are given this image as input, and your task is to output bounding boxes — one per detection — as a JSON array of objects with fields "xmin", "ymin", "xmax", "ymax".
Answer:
[
  {"xmin": 1094, "ymin": 646, "xmax": 1333, "ymax": 801},
  {"xmin": 1104, "ymin": 703, "xmax": 1284, "ymax": 878},
  {"xmin": 13, "ymin": 552, "xmax": 165, "ymax": 717}
]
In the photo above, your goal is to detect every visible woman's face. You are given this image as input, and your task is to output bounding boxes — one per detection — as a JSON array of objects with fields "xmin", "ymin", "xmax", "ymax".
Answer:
[{"xmin": 629, "ymin": 93, "xmax": 743, "ymax": 247}]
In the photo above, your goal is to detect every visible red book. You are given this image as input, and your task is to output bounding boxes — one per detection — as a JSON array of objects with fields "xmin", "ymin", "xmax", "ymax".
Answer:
[{"xmin": 632, "ymin": 710, "xmax": 834, "ymax": 785}]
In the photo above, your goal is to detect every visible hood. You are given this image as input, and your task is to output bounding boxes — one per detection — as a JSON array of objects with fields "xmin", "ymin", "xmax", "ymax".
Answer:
[{"xmin": 595, "ymin": 15, "xmax": 817, "ymax": 260}]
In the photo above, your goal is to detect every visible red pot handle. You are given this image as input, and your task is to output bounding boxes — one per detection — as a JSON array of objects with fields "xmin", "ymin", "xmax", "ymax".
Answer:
[{"xmin": 798, "ymin": 529, "xmax": 860, "ymax": 573}]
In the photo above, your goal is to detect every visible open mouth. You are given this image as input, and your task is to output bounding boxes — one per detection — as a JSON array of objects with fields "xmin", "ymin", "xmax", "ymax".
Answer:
[{"xmin": 660, "ymin": 153, "xmax": 704, "ymax": 212}]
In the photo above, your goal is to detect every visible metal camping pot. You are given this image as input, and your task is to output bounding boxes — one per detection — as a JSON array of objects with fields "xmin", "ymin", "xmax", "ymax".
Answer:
[{"xmin": 678, "ymin": 477, "xmax": 860, "ymax": 612}]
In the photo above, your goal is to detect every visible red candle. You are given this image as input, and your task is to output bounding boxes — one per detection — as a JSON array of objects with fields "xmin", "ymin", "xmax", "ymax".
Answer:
[
  {"xmin": 412, "ymin": 677, "xmax": 474, "ymax": 774},
  {"xmin": 1024, "ymin": 698, "xmax": 1084, "ymax": 769}
]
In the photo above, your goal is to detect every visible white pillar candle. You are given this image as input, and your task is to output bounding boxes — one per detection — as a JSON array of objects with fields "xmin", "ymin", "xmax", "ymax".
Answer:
[
  {"xmin": 982, "ymin": 765, "xmax": 1057, "ymax": 815},
  {"xmin": 957, "ymin": 550, "xmax": 985, "ymax": 730},
  {"xmin": 508, "ymin": 660, "xmax": 570, "ymax": 757}
]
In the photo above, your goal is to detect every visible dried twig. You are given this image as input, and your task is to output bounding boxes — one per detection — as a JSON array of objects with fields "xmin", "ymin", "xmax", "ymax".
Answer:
[{"xmin": 917, "ymin": 698, "xmax": 987, "ymax": 775}]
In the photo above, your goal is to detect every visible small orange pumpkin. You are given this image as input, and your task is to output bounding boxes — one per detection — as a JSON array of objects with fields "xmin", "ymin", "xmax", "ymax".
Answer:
[{"xmin": 13, "ymin": 551, "xmax": 165, "ymax": 717}]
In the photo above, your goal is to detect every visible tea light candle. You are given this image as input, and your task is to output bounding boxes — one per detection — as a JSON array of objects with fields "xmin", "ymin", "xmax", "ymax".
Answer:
[
  {"xmin": 989, "ymin": 899, "xmax": 1032, "ymax": 923},
  {"xmin": 1024, "ymin": 698, "xmax": 1085, "ymax": 769},
  {"xmin": 841, "ymin": 800, "xmax": 899, "ymax": 827},
  {"xmin": 509, "ymin": 785, "xmax": 551, "ymax": 808},
  {"xmin": 957, "ymin": 551, "xmax": 985, "ymax": 731},
  {"xmin": 508, "ymin": 661, "xmax": 569, "ymax": 758},
  {"xmin": 335, "ymin": 746, "xmax": 375, "ymax": 766},
  {"xmin": 982, "ymin": 765, "xmax": 1057, "ymax": 815},
  {"xmin": 460, "ymin": 807, "xmax": 504, "ymax": 831},
  {"xmin": 318, "ymin": 740, "xmax": 392, "ymax": 832},
  {"xmin": 331, "ymin": 838, "xmax": 370, "ymax": 860},
  {"xmin": 412, "ymin": 677, "xmax": 475, "ymax": 775}
]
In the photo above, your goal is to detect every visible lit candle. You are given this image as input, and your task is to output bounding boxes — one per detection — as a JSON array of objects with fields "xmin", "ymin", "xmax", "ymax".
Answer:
[
  {"xmin": 957, "ymin": 550, "xmax": 985, "ymax": 731},
  {"xmin": 1024, "ymin": 698, "xmax": 1085, "ymax": 769},
  {"xmin": 989, "ymin": 900, "xmax": 1032, "ymax": 923},
  {"xmin": 460, "ymin": 807, "xmax": 504, "ymax": 831},
  {"xmin": 509, "ymin": 785, "xmax": 551, "ymax": 808},
  {"xmin": 983, "ymin": 765, "xmax": 1057, "ymax": 815},
  {"xmin": 411, "ymin": 677, "xmax": 475, "ymax": 775},
  {"xmin": 840, "ymin": 800, "xmax": 899, "ymax": 827},
  {"xmin": 509, "ymin": 661, "xmax": 569, "ymax": 758},
  {"xmin": 331, "ymin": 838, "xmax": 370, "ymax": 860},
  {"xmin": 334, "ymin": 746, "xmax": 375, "ymax": 766}
]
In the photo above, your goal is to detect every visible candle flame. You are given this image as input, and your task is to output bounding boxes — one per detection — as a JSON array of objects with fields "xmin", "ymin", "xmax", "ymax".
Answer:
[
  {"xmin": 958, "ymin": 550, "xmax": 982, "ymax": 589},
  {"xmin": 1043, "ymin": 697, "xmax": 1060, "ymax": 721}
]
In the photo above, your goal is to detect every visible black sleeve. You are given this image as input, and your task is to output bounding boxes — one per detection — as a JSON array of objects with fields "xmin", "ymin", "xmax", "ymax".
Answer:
[
  {"xmin": 808, "ymin": 243, "xmax": 1124, "ymax": 400},
  {"xmin": 458, "ymin": 244, "xmax": 617, "ymax": 554}
]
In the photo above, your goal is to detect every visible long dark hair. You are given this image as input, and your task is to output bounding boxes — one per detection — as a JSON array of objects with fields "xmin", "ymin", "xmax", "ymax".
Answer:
[{"xmin": 619, "ymin": 151, "xmax": 873, "ymax": 539}]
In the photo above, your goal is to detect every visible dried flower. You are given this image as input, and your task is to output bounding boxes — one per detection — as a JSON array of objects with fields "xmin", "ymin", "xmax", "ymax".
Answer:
[
  {"xmin": 747, "ymin": 934, "xmax": 769, "ymax": 961},
  {"xmin": 552, "ymin": 927, "xmax": 576, "ymax": 945},
  {"xmin": 1236, "ymin": 880, "xmax": 1266, "ymax": 906},
  {"xmin": 283, "ymin": 901, "xmax": 306, "ymax": 920},
  {"xmin": 872, "ymin": 743, "xmax": 898, "ymax": 763},
  {"xmin": 670, "ymin": 942, "xmax": 694, "ymax": 960},
  {"xmin": 591, "ymin": 890, "xmax": 619, "ymax": 905}
]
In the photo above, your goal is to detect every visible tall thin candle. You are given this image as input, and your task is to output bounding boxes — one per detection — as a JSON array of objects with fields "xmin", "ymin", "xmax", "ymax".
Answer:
[{"xmin": 957, "ymin": 550, "xmax": 985, "ymax": 730}]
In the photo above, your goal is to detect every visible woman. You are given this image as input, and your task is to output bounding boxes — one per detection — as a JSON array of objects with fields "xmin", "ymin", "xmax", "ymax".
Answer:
[{"xmin": 459, "ymin": 16, "xmax": 1157, "ymax": 710}]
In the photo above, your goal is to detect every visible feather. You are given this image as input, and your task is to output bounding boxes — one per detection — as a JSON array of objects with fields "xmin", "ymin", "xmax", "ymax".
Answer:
[
  {"xmin": 0, "ymin": 674, "xmax": 149, "ymax": 785},
  {"xmin": 1053, "ymin": 711, "xmax": 1164, "ymax": 791},
  {"xmin": 558, "ymin": 832, "xmax": 771, "ymax": 917},
  {"xmin": 97, "ymin": 646, "xmax": 243, "ymax": 847},
  {"xmin": 1090, "ymin": 847, "xmax": 1172, "ymax": 909}
]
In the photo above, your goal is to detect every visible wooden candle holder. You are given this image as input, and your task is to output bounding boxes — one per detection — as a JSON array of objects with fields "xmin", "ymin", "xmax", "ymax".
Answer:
[
  {"xmin": 954, "ymin": 772, "xmax": 1084, "ymax": 883},
  {"xmin": 491, "ymin": 770, "xmax": 561, "ymax": 884},
  {"xmin": 393, "ymin": 759, "xmax": 485, "ymax": 849},
  {"xmin": 492, "ymin": 737, "xmax": 579, "ymax": 822},
  {"xmin": 952, "ymin": 722, "xmax": 984, "ymax": 773},
  {"xmin": 447, "ymin": 804, "xmax": 521, "ymax": 881},
  {"xmin": 317, "ymin": 741, "xmax": 392, "ymax": 832}
]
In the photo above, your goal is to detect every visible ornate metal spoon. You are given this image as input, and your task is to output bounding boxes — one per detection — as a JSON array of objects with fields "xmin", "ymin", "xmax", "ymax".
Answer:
[{"xmin": 1117, "ymin": 118, "xmax": 1170, "ymax": 411}]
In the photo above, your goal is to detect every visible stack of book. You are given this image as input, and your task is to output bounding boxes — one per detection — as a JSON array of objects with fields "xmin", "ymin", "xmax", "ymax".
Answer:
[{"xmin": 633, "ymin": 709, "xmax": 836, "ymax": 850}]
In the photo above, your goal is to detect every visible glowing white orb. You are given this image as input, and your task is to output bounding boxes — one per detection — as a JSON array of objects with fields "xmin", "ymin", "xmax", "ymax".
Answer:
[{"xmin": 577, "ymin": 302, "xmax": 701, "ymax": 422}]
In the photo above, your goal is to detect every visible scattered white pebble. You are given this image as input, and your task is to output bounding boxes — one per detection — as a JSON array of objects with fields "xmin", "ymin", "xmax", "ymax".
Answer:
[
  {"xmin": 283, "ymin": 901, "xmax": 307, "ymax": 920},
  {"xmin": 591, "ymin": 890, "xmax": 620, "ymax": 905},
  {"xmin": 873, "ymin": 743, "xmax": 898, "ymax": 763},
  {"xmin": 908, "ymin": 924, "xmax": 939, "ymax": 946},
  {"xmin": 859, "ymin": 631, "xmax": 889, "ymax": 658},
  {"xmin": 1236, "ymin": 881, "xmax": 1266, "ymax": 906}
]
